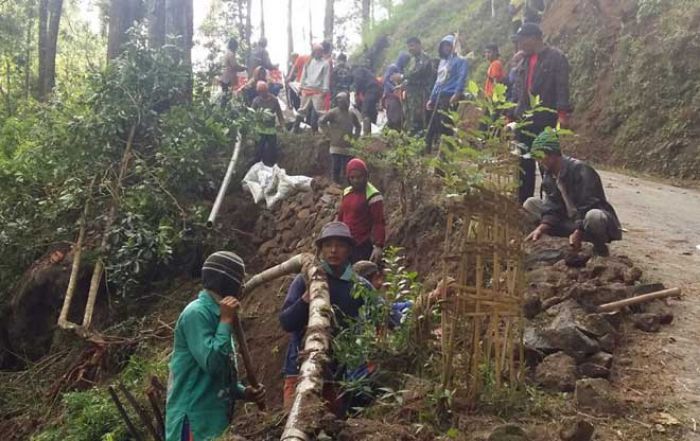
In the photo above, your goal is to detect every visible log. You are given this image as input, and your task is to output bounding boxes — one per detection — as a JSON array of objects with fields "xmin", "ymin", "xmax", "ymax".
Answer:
[
  {"xmin": 597, "ymin": 288, "xmax": 681, "ymax": 313},
  {"xmin": 280, "ymin": 262, "xmax": 332, "ymax": 441}
]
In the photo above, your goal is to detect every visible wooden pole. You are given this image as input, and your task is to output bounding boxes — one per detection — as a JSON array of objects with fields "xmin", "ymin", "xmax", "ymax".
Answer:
[
  {"xmin": 118, "ymin": 383, "xmax": 163, "ymax": 441},
  {"xmin": 108, "ymin": 386, "xmax": 144, "ymax": 441},
  {"xmin": 597, "ymin": 288, "xmax": 681, "ymax": 313},
  {"xmin": 231, "ymin": 318, "xmax": 264, "ymax": 410}
]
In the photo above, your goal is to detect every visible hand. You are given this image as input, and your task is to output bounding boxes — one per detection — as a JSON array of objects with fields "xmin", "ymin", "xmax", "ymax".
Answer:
[
  {"xmin": 370, "ymin": 246, "xmax": 384, "ymax": 263},
  {"xmin": 569, "ymin": 229, "xmax": 583, "ymax": 252},
  {"xmin": 219, "ymin": 296, "xmax": 240, "ymax": 324},
  {"xmin": 244, "ymin": 384, "xmax": 266, "ymax": 406},
  {"xmin": 526, "ymin": 225, "xmax": 548, "ymax": 242},
  {"xmin": 426, "ymin": 100, "xmax": 434, "ymax": 111},
  {"xmin": 301, "ymin": 290, "xmax": 311, "ymax": 303}
]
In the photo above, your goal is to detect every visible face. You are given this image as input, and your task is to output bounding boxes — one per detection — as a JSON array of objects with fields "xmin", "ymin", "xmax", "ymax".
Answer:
[
  {"xmin": 320, "ymin": 238, "xmax": 352, "ymax": 266},
  {"xmin": 439, "ymin": 42, "xmax": 453, "ymax": 58},
  {"xmin": 538, "ymin": 153, "xmax": 558, "ymax": 172},
  {"xmin": 337, "ymin": 94, "xmax": 349, "ymax": 111},
  {"xmin": 347, "ymin": 169, "xmax": 367, "ymax": 190},
  {"xmin": 407, "ymin": 41, "xmax": 421, "ymax": 56},
  {"xmin": 370, "ymin": 272, "xmax": 385, "ymax": 290},
  {"xmin": 485, "ymin": 49, "xmax": 493, "ymax": 60},
  {"xmin": 518, "ymin": 36, "xmax": 539, "ymax": 55}
]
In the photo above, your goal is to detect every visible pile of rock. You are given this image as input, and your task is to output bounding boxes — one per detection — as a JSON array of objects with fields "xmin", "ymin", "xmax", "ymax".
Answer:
[
  {"xmin": 523, "ymin": 236, "xmax": 674, "ymax": 417},
  {"xmin": 252, "ymin": 177, "xmax": 342, "ymax": 265}
]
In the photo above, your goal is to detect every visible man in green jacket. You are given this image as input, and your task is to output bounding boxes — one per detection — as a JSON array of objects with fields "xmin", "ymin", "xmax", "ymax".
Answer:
[{"xmin": 165, "ymin": 251, "xmax": 265, "ymax": 441}]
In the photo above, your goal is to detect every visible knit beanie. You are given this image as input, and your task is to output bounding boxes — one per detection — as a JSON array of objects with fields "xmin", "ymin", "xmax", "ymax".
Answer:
[
  {"xmin": 346, "ymin": 158, "xmax": 368, "ymax": 176},
  {"xmin": 530, "ymin": 129, "xmax": 562, "ymax": 157},
  {"xmin": 202, "ymin": 251, "xmax": 245, "ymax": 297}
]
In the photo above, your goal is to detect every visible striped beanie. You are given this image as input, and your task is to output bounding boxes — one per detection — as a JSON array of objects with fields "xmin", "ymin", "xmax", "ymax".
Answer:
[
  {"xmin": 201, "ymin": 251, "xmax": 245, "ymax": 296},
  {"xmin": 531, "ymin": 129, "xmax": 562, "ymax": 156}
]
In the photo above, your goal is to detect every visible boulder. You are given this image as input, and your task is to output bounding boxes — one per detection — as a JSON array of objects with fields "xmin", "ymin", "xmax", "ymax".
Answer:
[
  {"xmin": 559, "ymin": 418, "xmax": 595, "ymax": 441},
  {"xmin": 536, "ymin": 352, "xmax": 577, "ymax": 392},
  {"xmin": 645, "ymin": 300, "xmax": 674, "ymax": 325},
  {"xmin": 598, "ymin": 333, "xmax": 617, "ymax": 353},
  {"xmin": 575, "ymin": 378, "xmax": 617, "ymax": 414},
  {"xmin": 575, "ymin": 314, "xmax": 617, "ymax": 338},
  {"xmin": 572, "ymin": 283, "xmax": 630, "ymax": 310},
  {"xmin": 523, "ymin": 294, "xmax": 542, "ymax": 319},
  {"xmin": 578, "ymin": 352, "xmax": 613, "ymax": 379},
  {"xmin": 632, "ymin": 313, "xmax": 661, "ymax": 332},
  {"xmin": 488, "ymin": 424, "xmax": 529, "ymax": 441},
  {"xmin": 623, "ymin": 266, "xmax": 643, "ymax": 285}
]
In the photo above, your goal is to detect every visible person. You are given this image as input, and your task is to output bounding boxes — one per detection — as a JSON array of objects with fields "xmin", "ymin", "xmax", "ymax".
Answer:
[
  {"xmin": 484, "ymin": 43, "xmax": 505, "ymax": 99},
  {"xmin": 353, "ymin": 66, "xmax": 383, "ymax": 136},
  {"xmin": 251, "ymin": 81, "xmax": 284, "ymax": 166},
  {"xmin": 279, "ymin": 222, "xmax": 373, "ymax": 412},
  {"xmin": 247, "ymin": 37, "xmax": 278, "ymax": 75},
  {"xmin": 425, "ymin": 34, "xmax": 469, "ymax": 153},
  {"xmin": 241, "ymin": 66, "xmax": 268, "ymax": 106},
  {"xmin": 331, "ymin": 53, "xmax": 354, "ymax": 101},
  {"xmin": 513, "ymin": 23, "xmax": 572, "ymax": 203},
  {"xmin": 337, "ymin": 158, "xmax": 386, "ymax": 263},
  {"xmin": 523, "ymin": 130, "xmax": 622, "ymax": 257},
  {"xmin": 382, "ymin": 52, "xmax": 411, "ymax": 131},
  {"xmin": 319, "ymin": 92, "xmax": 362, "ymax": 185},
  {"xmin": 220, "ymin": 38, "xmax": 246, "ymax": 96},
  {"xmin": 286, "ymin": 52, "xmax": 308, "ymax": 111},
  {"xmin": 509, "ymin": 0, "xmax": 546, "ymax": 34},
  {"xmin": 403, "ymin": 37, "xmax": 436, "ymax": 135},
  {"xmin": 295, "ymin": 44, "xmax": 331, "ymax": 133},
  {"xmin": 505, "ymin": 49, "xmax": 525, "ymax": 103},
  {"xmin": 165, "ymin": 251, "xmax": 265, "ymax": 441}
]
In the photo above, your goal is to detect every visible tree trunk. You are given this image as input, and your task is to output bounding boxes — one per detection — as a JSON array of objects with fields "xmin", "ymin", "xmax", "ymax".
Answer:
[
  {"xmin": 245, "ymin": 0, "xmax": 252, "ymax": 53},
  {"xmin": 107, "ymin": 0, "xmax": 144, "ymax": 61},
  {"xmin": 324, "ymin": 0, "xmax": 334, "ymax": 43},
  {"xmin": 45, "ymin": 0, "xmax": 63, "ymax": 94},
  {"xmin": 165, "ymin": 0, "xmax": 193, "ymax": 100},
  {"xmin": 148, "ymin": 0, "xmax": 166, "ymax": 48},
  {"xmin": 37, "ymin": 0, "xmax": 48, "ymax": 100},
  {"xmin": 308, "ymin": 7, "xmax": 313, "ymax": 46},
  {"xmin": 287, "ymin": 0, "xmax": 293, "ymax": 60},
  {"xmin": 259, "ymin": 0, "xmax": 265, "ymax": 38},
  {"xmin": 25, "ymin": 15, "xmax": 32, "ymax": 99},
  {"xmin": 361, "ymin": 0, "xmax": 371, "ymax": 34}
]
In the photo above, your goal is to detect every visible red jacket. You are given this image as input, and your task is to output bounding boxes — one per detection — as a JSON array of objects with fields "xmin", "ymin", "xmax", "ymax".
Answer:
[{"xmin": 337, "ymin": 183, "xmax": 386, "ymax": 247}]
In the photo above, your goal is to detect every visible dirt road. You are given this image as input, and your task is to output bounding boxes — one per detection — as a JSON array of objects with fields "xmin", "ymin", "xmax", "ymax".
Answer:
[{"xmin": 601, "ymin": 171, "xmax": 700, "ymax": 438}]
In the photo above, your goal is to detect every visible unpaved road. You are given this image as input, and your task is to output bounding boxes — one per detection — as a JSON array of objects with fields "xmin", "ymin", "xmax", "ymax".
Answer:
[{"xmin": 601, "ymin": 171, "xmax": 700, "ymax": 438}]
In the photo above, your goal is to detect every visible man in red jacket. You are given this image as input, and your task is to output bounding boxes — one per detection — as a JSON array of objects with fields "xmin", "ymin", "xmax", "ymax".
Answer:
[{"xmin": 337, "ymin": 158, "xmax": 386, "ymax": 263}]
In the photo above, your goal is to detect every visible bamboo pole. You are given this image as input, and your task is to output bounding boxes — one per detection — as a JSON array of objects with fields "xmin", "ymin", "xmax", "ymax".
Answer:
[
  {"xmin": 280, "ymin": 262, "xmax": 332, "ymax": 441},
  {"xmin": 596, "ymin": 288, "xmax": 681, "ymax": 313},
  {"xmin": 242, "ymin": 254, "xmax": 313, "ymax": 297},
  {"xmin": 83, "ymin": 123, "xmax": 137, "ymax": 329},
  {"xmin": 58, "ymin": 177, "xmax": 95, "ymax": 329}
]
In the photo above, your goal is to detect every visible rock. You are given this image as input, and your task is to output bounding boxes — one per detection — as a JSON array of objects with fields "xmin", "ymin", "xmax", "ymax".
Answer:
[
  {"xmin": 559, "ymin": 418, "xmax": 595, "ymax": 441},
  {"xmin": 572, "ymin": 283, "xmax": 630, "ymax": 310},
  {"xmin": 575, "ymin": 378, "xmax": 617, "ymax": 414},
  {"xmin": 542, "ymin": 295, "xmax": 566, "ymax": 311},
  {"xmin": 586, "ymin": 351, "xmax": 613, "ymax": 369},
  {"xmin": 565, "ymin": 252, "xmax": 591, "ymax": 268},
  {"xmin": 543, "ymin": 309, "xmax": 600, "ymax": 360},
  {"xmin": 297, "ymin": 208, "xmax": 311, "ymax": 219},
  {"xmin": 488, "ymin": 424, "xmax": 529, "ymax": 441},
  {"xmin": 632, "ymin": 313, "xmax": 661, "ymax": 332},
  {"xmin": 575, "ymin": 314, "xmax": 616, "ymax": 338},
  {"xmin": 633, "ymin": 283, "xmax": 666, "ymax": 295},
  {"xmin": 623, "ymin": 266, "xmax": 643, "ymax": 285},
  {"xmin": 523, "ymin": 294, "xmax": 542, "ymax": 319},
  {"xmin": 524, "ymin": 248, "xmax": 567, "ymax": 269},
  {"xmin": 577, "ymin": 363, "xmax": 610, "ymax": 379},
  {"xmin": 598, "ymin": 333, "xmax": 617, "ymax": 352},
  {"xmin": 645, "ymin": 300, "xmax": 674, "ymax": 325},
  {"xmin": 536, "ymin": 352, "xmax": 577, "ymax": 392}
]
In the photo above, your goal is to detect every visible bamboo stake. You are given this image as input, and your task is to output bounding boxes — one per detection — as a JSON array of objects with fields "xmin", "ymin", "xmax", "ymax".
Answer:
[
  {"xmin": 597, "ymin": 288, "xmax": 681, "ymax": 312},
  {"xmin": 83, "ymin": 124, "xmax": 138, "ymax": 329},
  {"xmin": 280, "ymin": 262, "xmax": 332, "ymax": 441},
  {"xmin": 108, "ymin": 386, "xmax": 144, "ymax": 441},
  {"xmin": 118, "ymin": 382, "xmax": 163, "ymax": 441},
  {"xmin": 58, "ymin": 177, "xmax": 95, "ymax": 329}
]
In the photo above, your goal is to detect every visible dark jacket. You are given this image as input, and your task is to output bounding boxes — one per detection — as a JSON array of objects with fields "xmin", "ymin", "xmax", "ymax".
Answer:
[
  {"xmin": 541, "ymin": 156, "xmax": 622, "ymax": 241},
  {"xmin": 515, "ymin": 46, "xmax": 571, "ymax": 131},
  {"xmin": 279, "ymin": 267, "xmax": 370, "ymax": 376}
]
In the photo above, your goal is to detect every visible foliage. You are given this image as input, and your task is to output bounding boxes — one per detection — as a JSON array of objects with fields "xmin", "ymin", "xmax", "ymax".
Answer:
[
  {"xmin": 352, "ymin": 130, "xmax": 430, "ymax": 216},
  {"xmin": 0, "ymin": 31, "xmax": 253, "ymax": 299}
]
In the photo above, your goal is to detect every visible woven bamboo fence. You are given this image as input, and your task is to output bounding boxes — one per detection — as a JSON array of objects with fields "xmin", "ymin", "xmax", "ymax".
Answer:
[{"xmin": 439, "ymin": 159, "xmax": 525, "ymax": 404}]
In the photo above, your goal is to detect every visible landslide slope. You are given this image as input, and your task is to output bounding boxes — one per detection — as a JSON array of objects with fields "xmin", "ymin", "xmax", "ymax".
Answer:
[{"xmin": 368, "ymin": 0, "xmax": 700, "ymax": 179}]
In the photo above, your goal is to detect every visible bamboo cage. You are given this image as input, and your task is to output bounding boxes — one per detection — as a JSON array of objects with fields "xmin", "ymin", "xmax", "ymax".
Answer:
[{"xmin": 439, "ymin": 158, "xmax": 525, "ymax": 404}]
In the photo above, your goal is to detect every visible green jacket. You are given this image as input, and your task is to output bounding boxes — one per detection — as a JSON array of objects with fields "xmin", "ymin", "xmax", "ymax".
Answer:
[{"xmin": 165, "ymin": 291, "xmax": 246, "ymax": 441}]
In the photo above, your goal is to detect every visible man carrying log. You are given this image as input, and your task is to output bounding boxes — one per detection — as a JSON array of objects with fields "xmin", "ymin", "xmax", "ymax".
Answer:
[
  {"xmin": 279, "ymin": 222, "xmax": 373, "ymax": 413},
  {"xmin": 523, "ymin": 130, "xmax": 622, "ymax": 257},
  {"xmin": 165, "ymin": 252, "xmax": 265, "ymax": 441},
  {"xmin": 337, "ymin": 158, "xmax": 386, "ymax": 263}
]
